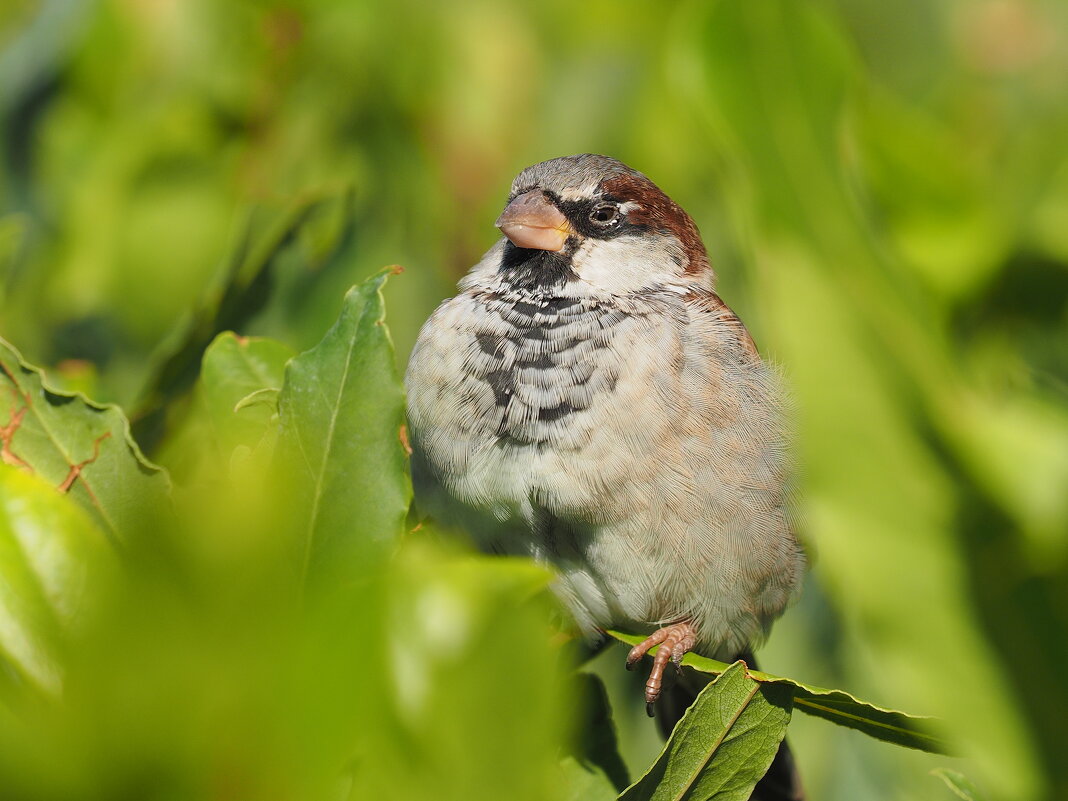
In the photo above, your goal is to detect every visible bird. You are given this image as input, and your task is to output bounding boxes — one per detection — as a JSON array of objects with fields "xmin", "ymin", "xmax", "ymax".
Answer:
[{"xmin": 405, "ymin": 153, "xmax": 804, "ymax": 712}]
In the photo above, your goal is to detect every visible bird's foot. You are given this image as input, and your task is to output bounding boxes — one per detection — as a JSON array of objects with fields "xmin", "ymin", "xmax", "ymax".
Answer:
[{"xmin": 625, "ymin": 621, "xmax": 698, "ymax": 706}]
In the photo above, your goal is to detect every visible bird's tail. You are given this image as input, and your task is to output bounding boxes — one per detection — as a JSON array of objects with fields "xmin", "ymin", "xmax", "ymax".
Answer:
[{"xmin": 653, "ymin": 650, "xmax": 804, "ymax": 801}]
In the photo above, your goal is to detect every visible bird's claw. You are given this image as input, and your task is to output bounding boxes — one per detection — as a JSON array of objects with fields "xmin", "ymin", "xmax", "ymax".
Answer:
[{"xmin": 625, "ymin": 621, "xmax": 698, "ymax": 706}]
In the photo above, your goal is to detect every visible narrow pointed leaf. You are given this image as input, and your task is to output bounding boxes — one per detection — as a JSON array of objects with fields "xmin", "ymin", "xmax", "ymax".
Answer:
[
  {"xmin": 609, "ymin": 631, "xmax": 949, "ymax": 754},
  {"xmin": 0, "ymin": 338, "xmax": 170, "ymax": 544},
  {"xmin": 619, "ymin": 661, "xmax": 791, "ymax": 801},
  {"xmin": 276, "ymin": 268, "xmax": 411, "ymax": 586}
]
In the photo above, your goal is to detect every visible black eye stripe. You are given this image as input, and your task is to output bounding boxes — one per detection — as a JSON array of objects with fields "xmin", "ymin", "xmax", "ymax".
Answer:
[{"xmin": 550, "ymin": 196, "xmax": 646, "ymax": 241}]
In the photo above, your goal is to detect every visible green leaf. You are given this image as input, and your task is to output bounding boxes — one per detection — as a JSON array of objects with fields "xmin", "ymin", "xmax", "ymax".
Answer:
[
  {"xmin": 352, "ymin": 542, "xmax": 567, "ymax": 801},
  {"xmin": 608, "ymin": 631, "xmax": 948, "ymax": 754},
  {"xmin": 200, "ymin": 333, "xmax": 293, "ymax": 459},
  {"xmin": 233, "ymin": 388, "xmax": 280, "ymax": 414},
  {"xmin": 559, "ymin": 756, "xmax": 619, "ymax": 801},
  {"xmin": 276, "ymin": 268, "xmax": 411, "ymax": 587},
  {"xmin": 618, "ymin": 661, "xmax": 791, "ymax": 801},
  {"xmin": 0, "ymin": 338, "xmax": 170, "ymax": 545},
  {"xmin": 132, "ymin": 191, "xmax": 350, "ymax": 452},
  {"xmin": 932, "ymin": 768, "xmax": 986, "ymax": 801},
  {"xmin": 570, "ymin": 672, "xmax": 630, "ymax": 793},
  {"xmin": 0, "ymin": 466, "xmax": 115, "ymax": 696}
]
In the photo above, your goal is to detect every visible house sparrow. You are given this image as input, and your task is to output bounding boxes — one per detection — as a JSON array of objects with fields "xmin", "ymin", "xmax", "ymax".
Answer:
[{"xmin": 405, "ymin": 154, "xmax": 804, "ymax": 706}]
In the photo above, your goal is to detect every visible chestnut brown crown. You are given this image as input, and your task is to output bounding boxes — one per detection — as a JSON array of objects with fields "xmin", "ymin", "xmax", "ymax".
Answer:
[{"xmin": 499, "ymin": 154, "xmax": 711, "ymax": 276}]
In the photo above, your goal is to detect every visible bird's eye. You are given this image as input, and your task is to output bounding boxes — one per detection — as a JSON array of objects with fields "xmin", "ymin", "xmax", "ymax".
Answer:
[{"xmin": 589, "ymin": 203, "xmax": 620, "ymax": 226}]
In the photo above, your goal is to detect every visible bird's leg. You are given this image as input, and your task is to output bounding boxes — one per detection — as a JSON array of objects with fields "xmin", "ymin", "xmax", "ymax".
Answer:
[{"xmin": 625, "ymin": 621, "xmax": 698, "ymax": 706}]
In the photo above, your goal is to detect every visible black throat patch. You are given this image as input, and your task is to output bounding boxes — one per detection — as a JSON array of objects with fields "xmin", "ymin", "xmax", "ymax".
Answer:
[{"xmin": 498, "ymin": 241, "xmax": 578, "ymax": 290}]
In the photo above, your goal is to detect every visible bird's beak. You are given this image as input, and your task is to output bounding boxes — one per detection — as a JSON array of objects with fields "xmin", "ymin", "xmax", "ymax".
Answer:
[{"xmin": 495, "ymin": 190, "xmax": 572, "ymax": 252}]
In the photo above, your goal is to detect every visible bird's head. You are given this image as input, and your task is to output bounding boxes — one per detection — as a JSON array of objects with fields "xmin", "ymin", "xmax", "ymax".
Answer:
[{"xmin": 492, "ymin": 154, "xmax": 712, "ymax": 294}]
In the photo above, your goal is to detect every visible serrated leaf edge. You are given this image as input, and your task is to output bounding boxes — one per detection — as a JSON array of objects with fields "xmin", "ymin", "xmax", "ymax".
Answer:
[{"xmin": 0, "ymin": 337, "xmax": 170, "ymax": 541}]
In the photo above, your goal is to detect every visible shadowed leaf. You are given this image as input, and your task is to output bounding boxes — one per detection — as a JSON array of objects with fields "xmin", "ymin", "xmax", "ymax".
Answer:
[
  {"xmin": 568, "ymin": 672, "xmax": 630, "ymax": 793},
  {"xmin": 559, "ymin": 756, "xmax": 619, "ymax": 801}
]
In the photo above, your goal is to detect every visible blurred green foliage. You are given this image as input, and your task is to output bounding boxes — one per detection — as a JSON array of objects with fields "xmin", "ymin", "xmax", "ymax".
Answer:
[
  {"xmin": 1, "ymin": 0, "xmax": 1067, "ymax": 800},
  {"xmin": 1, "ymin": 271, "xmax": 571, "ymax": 801}
]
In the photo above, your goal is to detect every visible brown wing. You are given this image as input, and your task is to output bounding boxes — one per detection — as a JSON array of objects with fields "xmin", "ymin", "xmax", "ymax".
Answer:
[{"xmin": 685, "ymin": 290, "xmax": 760, "ymax": 361}]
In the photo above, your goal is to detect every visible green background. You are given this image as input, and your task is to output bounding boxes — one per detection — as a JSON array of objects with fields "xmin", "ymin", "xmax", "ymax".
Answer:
[{"xmin": 2, "ymin": 1, "xmax": 1067, "ymax": 799}]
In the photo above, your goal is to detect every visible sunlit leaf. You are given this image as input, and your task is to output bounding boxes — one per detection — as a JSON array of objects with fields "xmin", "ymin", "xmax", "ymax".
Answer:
[
  {"xmin": 276, "ymin": 267, "xmax": 411, "ymax": 587},
  {"xmin": 353, "ymin": 543, "xmax": 567, "ymax": 801},
  {"xmin": 0, "ymin": 337, "xmax": 170, "ymax": 544},
  {"xmin": 0, "ymin": 466, "xmax": 113, "ymax": 696},
  {"xmin": 200, "ymin": 332, "xmax": 293, "ymax": 459},
  {"xmin": 618, "ymin": 661, "xmax": 791, "ymax": 801},
  {"xmin": 608, "ymin": 632, "xmax": 947, "ymax": 754}
]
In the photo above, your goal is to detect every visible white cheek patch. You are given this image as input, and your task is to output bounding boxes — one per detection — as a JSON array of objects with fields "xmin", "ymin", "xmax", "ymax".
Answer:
[{"xmin": 571, "ymin": 235, "xmax": 687, "ymax": 294}]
